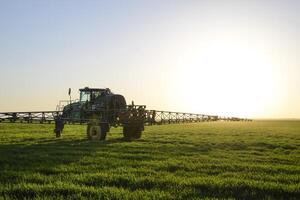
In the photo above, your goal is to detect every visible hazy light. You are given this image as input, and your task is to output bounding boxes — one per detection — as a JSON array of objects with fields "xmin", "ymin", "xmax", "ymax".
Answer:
[{"xmin": 170, "ymin": 36, "xmax": 281, "ymax": 118}]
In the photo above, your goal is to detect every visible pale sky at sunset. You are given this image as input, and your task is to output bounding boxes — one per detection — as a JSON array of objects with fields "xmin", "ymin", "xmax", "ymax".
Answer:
[{"xmin": 0, "ymin": 0, "xmax": 299, "ymax": 119}]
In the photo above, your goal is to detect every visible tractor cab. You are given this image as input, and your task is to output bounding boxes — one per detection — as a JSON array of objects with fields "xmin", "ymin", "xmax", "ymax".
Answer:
[{"xmin": 79, "ymin": 87, "xmax": 112, "ymax": 102}]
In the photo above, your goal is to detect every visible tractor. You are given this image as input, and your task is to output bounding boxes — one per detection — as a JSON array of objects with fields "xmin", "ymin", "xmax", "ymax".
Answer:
[{"xmin": 56, "ymin": 87, "xmax": 145, "ymax": 140}]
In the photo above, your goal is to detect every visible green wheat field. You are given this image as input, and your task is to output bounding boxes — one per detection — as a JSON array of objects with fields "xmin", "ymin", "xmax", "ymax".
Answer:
[{"xmin": 0, "ymin": 121, "xmax": 299, "ymax": 199}]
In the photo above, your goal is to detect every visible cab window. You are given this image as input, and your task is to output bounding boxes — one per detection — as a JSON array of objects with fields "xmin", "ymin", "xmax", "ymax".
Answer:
[{"xmin": 80, "ymin": 91, "xmax": 90, "ymax": 102}]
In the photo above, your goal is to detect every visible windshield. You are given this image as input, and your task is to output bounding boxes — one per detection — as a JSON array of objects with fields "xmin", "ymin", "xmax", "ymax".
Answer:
[
  {"xmin": 80, "ymin": 91, "xmax": 103, "ymax": 102},
  {"xmin": 80, "ymin": 91, "xmax": 90, "ymax": 102}
]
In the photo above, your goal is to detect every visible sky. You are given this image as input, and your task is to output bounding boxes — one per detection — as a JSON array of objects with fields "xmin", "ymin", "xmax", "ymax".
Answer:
[{"xmin": 0, "ymin": 0, "xmax": 299, "ymax": 119}]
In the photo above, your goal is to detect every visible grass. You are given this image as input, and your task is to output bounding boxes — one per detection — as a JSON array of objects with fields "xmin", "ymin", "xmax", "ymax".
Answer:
[{"xmin": 0, "ymin": 121, "xmax": 299, "ymax": 199}]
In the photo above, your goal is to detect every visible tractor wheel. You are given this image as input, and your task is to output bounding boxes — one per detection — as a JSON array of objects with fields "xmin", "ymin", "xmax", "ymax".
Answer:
[
  {"xmin": 87, "ymin": 124, "xmax": 107, "ymax": 140},
  {"xmin": 133, "ymin": 129, "xmax": 142, "ymax": 139},
  {"xmin": 132, "ymin": 123, "xmax": 143, "ymax": 139},
  {"xmin": 123, "ymin": 123, "xmax": 143, "ymax": 140},
  {"xmin": 122, "ymin": 125, "xmax": 131, "ymax": 139}
]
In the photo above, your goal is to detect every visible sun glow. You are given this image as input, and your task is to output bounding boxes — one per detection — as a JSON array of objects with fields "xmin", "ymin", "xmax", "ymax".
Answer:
[{"xmin": 170, "ymin": 39, "xmax": 279, "ymax": 118}]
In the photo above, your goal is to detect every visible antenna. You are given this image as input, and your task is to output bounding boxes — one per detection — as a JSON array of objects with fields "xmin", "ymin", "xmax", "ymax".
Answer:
[{"xmin": 68, "ymin": 88, "xmax": 72, "ymax": 105}]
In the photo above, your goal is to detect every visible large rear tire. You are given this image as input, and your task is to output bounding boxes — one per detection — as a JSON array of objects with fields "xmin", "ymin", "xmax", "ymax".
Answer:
[
  {"xmin": 87, "ymin": 124, "xmax": 107, "ymax": 140},
  {"xmin": 133, "ymin": 128, "xmax": 142, "ymax": 139},
  {"xmin": 123, "ymin": 123, "xmax": 143, "ymax": 140},
  {"xmin": 122, "ymin": 125, "xmax": 130, "ymax": 139}
]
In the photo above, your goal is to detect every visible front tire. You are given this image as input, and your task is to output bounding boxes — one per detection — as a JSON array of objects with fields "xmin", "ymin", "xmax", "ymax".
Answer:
[{"xmin": 87, "ymin": 124, "xmax": 107, "ymax": 140}]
